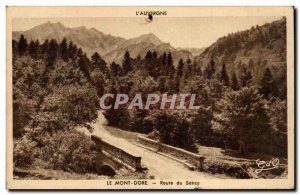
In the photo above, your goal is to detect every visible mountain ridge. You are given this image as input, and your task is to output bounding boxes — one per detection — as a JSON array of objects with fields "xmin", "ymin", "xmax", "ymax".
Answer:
[
  {"xmin": 13, "ymin": 22, "xmax": 192, "ymax": 63},
  {"xmin": 194, "ymin": 17, "xmax": 286, "ymax": 90}
]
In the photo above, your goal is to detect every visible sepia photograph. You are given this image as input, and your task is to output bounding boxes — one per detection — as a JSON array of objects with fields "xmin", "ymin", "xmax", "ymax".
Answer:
[{"xmin": 6, "ymin": 6, "xmax": 294, "ymax": 190}]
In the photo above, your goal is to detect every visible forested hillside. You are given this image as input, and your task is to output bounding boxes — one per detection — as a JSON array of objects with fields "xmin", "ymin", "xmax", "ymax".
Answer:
[
  {"xmin": 177, "ymin": 47, "xmax": 206, "ymax": 57},
  {"xmin": 195, "ymin": 17, "xmax": 287, "ymax": 97},
  {"xmin": 13, "ymin": 17, "xmax": 288, "ymax": 177}
]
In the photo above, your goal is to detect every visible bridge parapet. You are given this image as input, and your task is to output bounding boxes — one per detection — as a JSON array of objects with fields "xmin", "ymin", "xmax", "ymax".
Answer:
[
  {"xmin": 137, "ymin": 136, "xmax": 205, "ymax": 171},
  {"xmin": 91, "ymin": 135, "xmax": 142, "ymax": 172}
]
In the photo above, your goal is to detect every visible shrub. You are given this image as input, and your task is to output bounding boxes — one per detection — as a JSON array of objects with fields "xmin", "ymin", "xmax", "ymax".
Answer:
[
  {"xmin": 147, "ymin": 110, "xmax": 197, "ymax": 152},
  {"xmin": 26, "ymin": 84, "xmax": 99, "ymax": 135},
  {"xmin": 13, "ymin": 136, "xmax": 37, "ymax": 167},
  {"xmin": 147, "ymin": 130, "xmax": 160, "ymax": 141},
  {"xmin": 104, "ymin": 106, "xmax": 131, "ymax": 129},
  {"xmin": 131, "ymin": 109, "xmax": 153, "ymax": 134},
  {"xmin": 213, "ymin": 87, "xmax": 271, "ymax": 155},
  {"xmin": 40, "ymin": 130, "xmax": 97, "ymax": 173},
  {"xmin": 189, "ymin": 106, "xmax": 213, "ymax": 145}
]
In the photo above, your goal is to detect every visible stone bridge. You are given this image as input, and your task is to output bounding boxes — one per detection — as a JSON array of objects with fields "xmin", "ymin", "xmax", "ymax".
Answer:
[
  {"xmin": 91, "ymin": 135, "xmax": 143, "ymax": 176},
  {"xmin": 91, "ymin": 134, "xmax": 205, "ymax": 176},
  {"xmin": 137, "ymin": 136, "xmax": 205, "ymax": 171}
]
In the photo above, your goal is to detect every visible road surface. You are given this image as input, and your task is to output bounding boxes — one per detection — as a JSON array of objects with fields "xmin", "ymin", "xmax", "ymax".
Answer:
[{"xmin": 89, "ymin": 112, "xmax": 217, "ymax": 179}]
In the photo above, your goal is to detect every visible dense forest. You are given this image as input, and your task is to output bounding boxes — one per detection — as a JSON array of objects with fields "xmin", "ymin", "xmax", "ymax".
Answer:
[
  {"xmin": 13, "ymin": 19, "xmax": 287, "ymax": 175},
  {"xmin": 195, "ymin": 17, "xmax": 287, "ymax": 95},
  {"xmin": 13, "ymin": 36, "xmax": 99, "ymax": 173}
]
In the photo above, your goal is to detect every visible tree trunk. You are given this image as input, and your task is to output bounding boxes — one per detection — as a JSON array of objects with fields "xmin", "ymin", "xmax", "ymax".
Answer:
[{"xmin": 238, "ymin": 140, "xmax": 246, "ymax": 155}]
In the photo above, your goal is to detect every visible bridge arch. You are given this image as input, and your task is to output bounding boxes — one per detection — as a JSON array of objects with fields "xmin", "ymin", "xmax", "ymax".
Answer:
[
  {"xmin": 99, "ymin": 165, "xmax": 117, "ymax": 176},
  {"xmin": 91, "ymin": 135, "xmax": 143, "ymax": 174}
]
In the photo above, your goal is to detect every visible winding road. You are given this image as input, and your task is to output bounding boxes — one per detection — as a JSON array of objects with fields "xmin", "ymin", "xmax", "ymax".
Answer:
[{"xmin": 89, "ymin": 112, "xmax": 217, "ymax": 179}]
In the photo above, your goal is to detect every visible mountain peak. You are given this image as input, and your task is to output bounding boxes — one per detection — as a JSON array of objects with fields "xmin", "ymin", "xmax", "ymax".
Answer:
[
  {"xmin": 88, "ymin": 27, "xmax": 105, "ymax": 36},
  {"xmin": 54, "ymin": 22, "xmax": 64, "ymax": 27},
  {"xmin": 72, "ymin": 26, "xmax": 87, "ymax": 31},
  {"xmin": 142, "ymin": 32, "xmax": 156, "ymax": 37},
  {"xmin": 40, "ymin": 21, "xmax": 66, "ymax": 30},
  {"xmin": 133, "ymin": 33, "xmax": 163, "ymax": 45},
  {"xmin": 89, "ymin": 27, "xmax": 99, "ymax": 32},
  {"xmin": 138, "ymin": 33, "xmax": 158, "ymax": 39}
]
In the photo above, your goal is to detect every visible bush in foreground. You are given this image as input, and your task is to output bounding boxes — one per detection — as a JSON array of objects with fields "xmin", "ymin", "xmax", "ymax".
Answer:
[
  {"xmin": 40, "ymin": 130, "xmax": 97, "ymax": 173},
  {"xmin": 13, "ymin": 136, "xmax": 37, "ymax": 167}
]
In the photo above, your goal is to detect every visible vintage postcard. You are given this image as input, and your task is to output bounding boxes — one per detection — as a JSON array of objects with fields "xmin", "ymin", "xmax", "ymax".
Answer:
[{"xmin": 6, "ymin": 6, "xmax": 294, "ymax": 190}]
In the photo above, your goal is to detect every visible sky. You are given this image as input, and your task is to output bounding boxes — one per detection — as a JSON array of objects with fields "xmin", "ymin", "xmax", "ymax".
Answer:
[{"xmin": 12, "ymin": 16, "xmax": 282, "ymax": 48}]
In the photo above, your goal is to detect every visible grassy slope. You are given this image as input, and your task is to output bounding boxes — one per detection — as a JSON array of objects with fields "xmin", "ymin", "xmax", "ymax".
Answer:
[
  {"xmin": 199, "ymin": 145, "xmax": 287, "ymax": 179},
  {"xmin": 14, "ymin": 167, "xmax": 108, "ymax": 180}
]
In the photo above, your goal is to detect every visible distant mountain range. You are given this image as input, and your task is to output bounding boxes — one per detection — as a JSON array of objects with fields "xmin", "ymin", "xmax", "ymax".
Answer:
[
  {"xmin": 13, "ymin": 22, "xmax": 192, "ymax": 64},
  {"xmin": 13, "ymin": 18, "xmax": 287, "ymax": 89},
  {"xmin": 176, "ymin": 47, "xmax": 206, "ymax": 57}
]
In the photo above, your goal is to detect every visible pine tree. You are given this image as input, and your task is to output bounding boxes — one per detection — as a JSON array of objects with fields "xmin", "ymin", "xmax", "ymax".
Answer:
[
  {"xmin": 177, "ymin": 58, "xmax": 184, "ymax": 78},
  {"xmin": 12, "ymin": 40, "xmax": 17, "ymax": 55},
  {"xmin": 78, "ymin": 53, "xmax": 91, "ymax": 80},
  {"xmin": 167, "ymin": 74, "xmax": 175, "ymax": 94},
  {"xmin": 17, "ymin": 34, "xmax": 28, "ymax": 56},
  {"xmin": 173, "ymin": 75, "xmax": 180, "ymax": 93},
  {"xmin": 259, "ymin": 67, "xmax": 279, "ymax": 98},
  {"xmin": 230, "ymin": 72, "xmax": 240, "ymax": 91},
  {"xmin": 131, "ymin": 109, "xmax": 152, "ymax": 134},
  {"xmin": 90, "ymin": 70, "xmax": 106, "ymax": 96},
  {"xmin": 103, "ymin": 79, "xmax": 130, "ymax": 128},
  {"xmin": 145, "ymin": 50, "xmax": 153, "ymax": 62},
  {"xmin": 193, "ymin": 61, "xmax": 202, "ymax": 77},
  {"xmin": 150, "ymin": 110, "xmax": 173, "ymax": 145},
  {"xmin": 91, "ymin": 52, "xmax": 108, "ymax": 74},
  {"xmin": 190, "ymin": 106, "xmax": 213, "ymax": 145},
  {"xmin": 268, "ymin": 99, "xmax": 287, "ymax": 132},
  {"xmin": 161, "ymin": 52, "xmax": 167, "ymax": 75},
  {"xmin": 158, "ymin": 76, "xmax": 167, "ymax": 93},
  {"xmin": 122, "ymin": 50, "xmax": 132, "ymax": 75},
  {"xmin": 239, "ymin": 67, "xmax": 253, "ymax": 87},
  {"xmin": 59, "ymin": 38, "xmax": 69, "ymax": 62},
  {"xmin": 91, "ymin": 52, "xmax": 101, "ymax": 66},
  {"xmin": 68, "ymin": 41, "xmax": 78, "ymax": 60},
  {"xmin": 213, "ymin": 87, "xmax": 271, "ymax": 154},
  {"xmin": 144, "ymin": 50, "xmax": 154, "ymax": 72},
  {"xmin": 204, "ymin": 58, "xmax": 216, "ymax": 79},
  {"xmin": 110, "ymin": 62, "xmax": 122, "ymax": 77},
  {"xmin": 220, "ymin": 64, "xmax": 230, "ymax": 86},
  {"xmin": 46, "ymin": 39, "xmax": 59, "ymax": 66},
  {"xmin": 28, "ymin": 40, "xmax": 37, "ymax": 59},
  {"xmin": 186, "ymin": 58, "xmax": 192, "ymax": 74},
  {"xmin": 167, "ymin": 51, "xmax": 175, "ymax": 76},
  {"xmin": 41, "ymin": 39, "xmax": 49, "ymax": 55},
  {"xmin": 171, "ymin": 112, "xmax": 197, "ymax": 152},
  {"xmin": 162, "ymin": 52, "xmax": 167, "ymax": 66},
  {"xmin": 151, "ymin": 111, "xmax": 197, "ymax": 152},
  {"xmin": 152, "ymin": 51, "xmax": 158, "ymax": 60},
  {"xmin": 103, "ymin": 79, "xmax": 118, "ymax": 125},
  {"xmin": 34, "ymin": 40, "xmax": 41, "ymax": 57}
]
